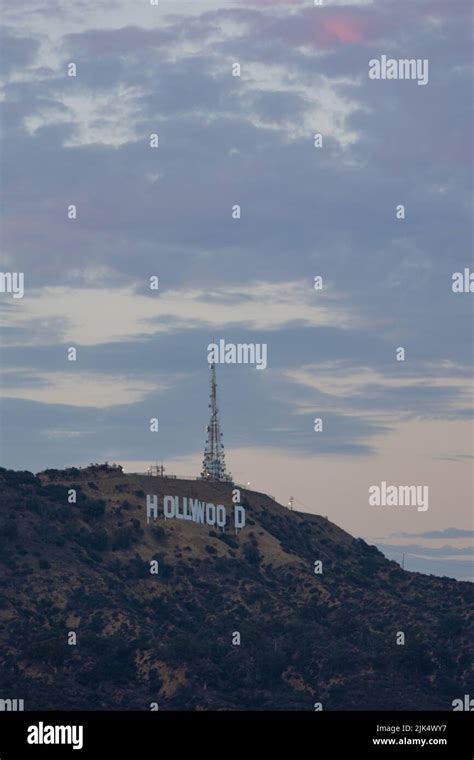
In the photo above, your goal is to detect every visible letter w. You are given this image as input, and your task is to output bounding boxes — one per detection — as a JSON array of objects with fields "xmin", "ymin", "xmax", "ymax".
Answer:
[{"xmin": 190, "ymin": 499, "xmax": 204, "ymax": 524}]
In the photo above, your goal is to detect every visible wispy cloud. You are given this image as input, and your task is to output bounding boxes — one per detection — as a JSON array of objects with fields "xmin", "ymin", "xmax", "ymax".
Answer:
[{"xmin": 390, "ymin": 528, "xmax": 474, "ymax": 540}]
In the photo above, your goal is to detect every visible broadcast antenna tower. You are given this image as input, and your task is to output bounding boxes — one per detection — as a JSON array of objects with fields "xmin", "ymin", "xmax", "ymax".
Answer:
[{"xmin": 201, "ymin": 360, "xmax": 232, "ymax": 482}]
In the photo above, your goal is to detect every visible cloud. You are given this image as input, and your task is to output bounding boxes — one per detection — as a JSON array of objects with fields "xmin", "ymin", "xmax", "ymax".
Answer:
[
  {"xmin": 0, "ymin": 29, "xmax": 40, "ymax": 75},
  {"xmin": 376, "ymin": 548, "xmax": 473, "ymax": 582},
  {"xmin": 0, "ymin": 281, "xmax": 359, "ymax": 346},
  {"xmin": 390, "ymin": 528, "xmax": 474, "ymax": 540},
  {"xmin": 0, "ymin": 370, "xmax": 162, "ymax": 407},
  {"xmin": 64, "ymin": 25, "xmax": 171, "ymax": 55},
  {"xmin": 284, "ymin": 364, "xmax": 474, "ymax": 418},
  {"xmin": 377, "ymin": 543, "xmax": 474, "ymax": 559}
]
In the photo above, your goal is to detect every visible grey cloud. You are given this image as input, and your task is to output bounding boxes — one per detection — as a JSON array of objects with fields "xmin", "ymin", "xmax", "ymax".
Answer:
[
  {"xmin": 376, "ymin": 546, "xmax": 473, "ymax": 581},
  {"xmin": 390, "ymin": 528, "xmax": 474, "ymax": 539},
  {"xmin": 0, "ymin": 29, "xmax": 40, "ymax": 75},
  {"xmin": 378, "ymin": 543, "xmax": 474, "ymax": 559}
]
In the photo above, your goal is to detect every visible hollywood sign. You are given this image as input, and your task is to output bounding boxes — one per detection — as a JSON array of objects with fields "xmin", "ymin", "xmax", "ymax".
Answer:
[{"xmin": 146, "ymin": 494, "xmax": 246, "ymax": 530}]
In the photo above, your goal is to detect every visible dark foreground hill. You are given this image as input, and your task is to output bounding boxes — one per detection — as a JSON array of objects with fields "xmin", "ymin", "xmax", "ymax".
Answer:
[{"xmin": 0, "ymin": 465, "xmax": 472, "ymax": 711}]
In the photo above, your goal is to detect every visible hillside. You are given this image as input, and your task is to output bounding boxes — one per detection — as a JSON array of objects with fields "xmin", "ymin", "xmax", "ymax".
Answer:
[{"xmin": 0, "ymin": 465, "xmax": 472, "ymax": 711}]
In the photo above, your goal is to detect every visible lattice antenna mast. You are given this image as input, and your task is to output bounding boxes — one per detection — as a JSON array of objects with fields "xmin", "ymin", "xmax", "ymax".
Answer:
[{"xmin": 201, "ymin": 361, "xmax": 231, "ymax": 481}]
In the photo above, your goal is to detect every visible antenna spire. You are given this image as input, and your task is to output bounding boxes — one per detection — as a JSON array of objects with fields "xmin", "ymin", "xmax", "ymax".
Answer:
[{"xmin": 201, "ymin": 355, "xmax": 232, "ymax": 482}]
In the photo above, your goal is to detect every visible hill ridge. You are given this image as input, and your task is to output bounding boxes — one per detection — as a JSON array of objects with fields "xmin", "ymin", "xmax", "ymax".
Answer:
[{"xmin": 0, "ymin": 465, "xmax": 472, "ymax": 710}]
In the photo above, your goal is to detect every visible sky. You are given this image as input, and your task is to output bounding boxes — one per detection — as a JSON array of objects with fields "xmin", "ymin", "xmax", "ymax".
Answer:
[{"xmin": 0, "ymin": 0, "xmax": 473, "ymax": 579}]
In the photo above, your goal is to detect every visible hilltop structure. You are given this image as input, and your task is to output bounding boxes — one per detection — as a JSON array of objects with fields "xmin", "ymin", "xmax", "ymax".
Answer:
[{"xmin": 201, "ymin": 361, "xmax": 232, "ymax": 482}]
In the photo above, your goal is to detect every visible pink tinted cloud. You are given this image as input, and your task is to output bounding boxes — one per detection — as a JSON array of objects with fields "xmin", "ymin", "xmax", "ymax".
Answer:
[
  {"xmin": 233, "ymin": 0, "xmax": 470, "ymax": 48},
  {"xmin": 322, "ymin": 15, "xmax": 367, "ymax": 44},
  {"xmin": 266, "ymin": 8, "xmax": 379, "ymax": 49}
]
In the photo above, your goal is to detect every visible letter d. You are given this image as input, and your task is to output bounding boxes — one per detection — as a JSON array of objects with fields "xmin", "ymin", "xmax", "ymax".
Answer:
[{"xmin": 234, "ymin": 505, "xmax": 246, "ymax": 529}]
